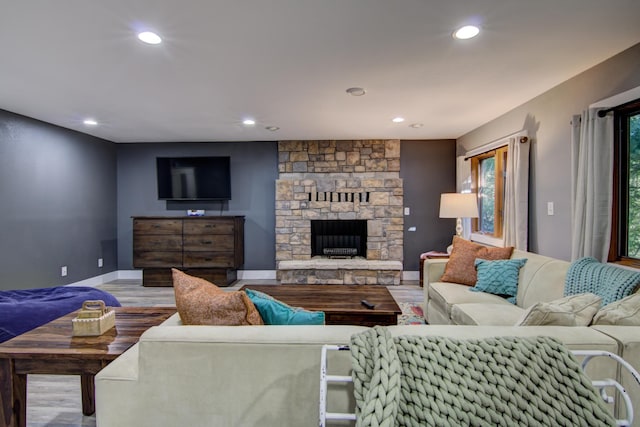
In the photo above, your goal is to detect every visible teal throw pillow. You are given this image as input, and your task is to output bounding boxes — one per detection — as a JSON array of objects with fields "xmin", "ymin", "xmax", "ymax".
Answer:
[
  {"xmin": 244, "ymin": 289, "xmax": 325, "ymax": 325},
  {"xmin": 471, "ymin": 258, "xmax": 528, "ymax": 304}
]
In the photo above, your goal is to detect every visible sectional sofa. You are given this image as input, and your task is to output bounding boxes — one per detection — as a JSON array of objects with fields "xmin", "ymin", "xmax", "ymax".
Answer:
[
  {"xmin": 95, "ymin": 314, "xmax": 640, "ymax": 426},
  {"xmin": 424, "ymin": 249, "xmax": 572, "ymax": 325}
]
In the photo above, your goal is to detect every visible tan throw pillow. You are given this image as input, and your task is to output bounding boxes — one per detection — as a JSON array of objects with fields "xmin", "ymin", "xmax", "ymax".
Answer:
[
  {"xmin": 592, "ymin": 292, "xmax": 640, "ymax": 326},
  {"xmin": 515, "ymin": 293, "xmax": 602, "ymax": 326},
  {"xmin": 440, "ymin": 236, "xmax": 514, "ymax": 286},
  {"xmin": 172, "ymin": 269, "xmax": 263, "ymax": 326}
]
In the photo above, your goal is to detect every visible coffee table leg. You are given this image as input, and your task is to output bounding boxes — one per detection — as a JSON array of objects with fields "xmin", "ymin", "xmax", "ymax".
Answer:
[
  {"xmin": 0, "ymin": 358, "xmax": 27, "ymax": 427},
  {"xmin": 80, "ymin": 374, "xmax": 95, "ymax": 415}
]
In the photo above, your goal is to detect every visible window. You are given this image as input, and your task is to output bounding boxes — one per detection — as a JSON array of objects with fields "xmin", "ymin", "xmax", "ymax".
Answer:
[
  {"xmin": 609, "ymin": 99, "xmax": 640, "ymax": 267},
  {"xmin": 470, "ymin": 146, "xmax": 507, "ymax": 242}
]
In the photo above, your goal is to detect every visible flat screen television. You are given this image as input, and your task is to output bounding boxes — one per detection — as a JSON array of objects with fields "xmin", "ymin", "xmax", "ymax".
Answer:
[{"xmin": 156, "ymin": 156, "xmax": 231, "ymax": 201}]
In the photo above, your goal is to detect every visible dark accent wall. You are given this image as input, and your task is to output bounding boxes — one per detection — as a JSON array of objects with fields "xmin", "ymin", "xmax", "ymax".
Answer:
[
  {"xmin": 116, "ymin": 142, "xmax": 278, "ymax": 270},
  {"xmin": 458, "ymin": 42, "xmax": 640, "ymax": 260},
  {"xmin": 0, "ymin": 110, "xmax": 117, "ymax": 290},
  {"xmin": 401, "ymin": 140, "xmax": 457, "ymax": 270}
]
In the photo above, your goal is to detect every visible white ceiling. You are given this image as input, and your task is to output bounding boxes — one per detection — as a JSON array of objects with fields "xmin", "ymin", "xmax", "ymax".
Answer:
[{"xmin": 1, "ymin": 1, "xmax": 639, "ymax": 143}]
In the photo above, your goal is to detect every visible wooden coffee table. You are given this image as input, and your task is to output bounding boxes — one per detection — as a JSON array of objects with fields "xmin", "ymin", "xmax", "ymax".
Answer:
[
  {"xmin": 241, "ymin": 285, "xmax": 402, "ymax": 326},
  {"xmin": 0, "ymin": 306, "xmax": 176, "ymax": 427}
]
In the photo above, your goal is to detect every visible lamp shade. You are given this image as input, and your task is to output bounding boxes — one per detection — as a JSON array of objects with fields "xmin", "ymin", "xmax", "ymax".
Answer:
[{"xmin": 439, "ymin": 193, "xmax": 479, "ymax": 218}]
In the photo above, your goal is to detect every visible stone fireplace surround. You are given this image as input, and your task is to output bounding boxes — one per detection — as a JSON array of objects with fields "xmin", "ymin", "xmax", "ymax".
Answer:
[{"xmin": 275, "ymin": 140, "xmax": 403, "ymax": 285}]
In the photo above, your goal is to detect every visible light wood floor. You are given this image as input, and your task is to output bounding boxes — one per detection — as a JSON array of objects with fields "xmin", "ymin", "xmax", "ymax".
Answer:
[{"xmin": 25, "ymin": 279, "xmax": 423, "ymax": 427}]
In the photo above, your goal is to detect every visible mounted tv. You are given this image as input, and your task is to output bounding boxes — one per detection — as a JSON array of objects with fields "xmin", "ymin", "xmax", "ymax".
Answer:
[{"xmin": 156, "ymin": 156, "xmax": 231, "ymax": 201}]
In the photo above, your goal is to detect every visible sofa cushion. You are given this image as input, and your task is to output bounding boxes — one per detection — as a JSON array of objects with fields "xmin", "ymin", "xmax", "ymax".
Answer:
[
  {"xmin": 172, "ymin": 269, "xmax": 263, "ymax": 326},
  {"xmin": 471, "ymin": 258, "xmax": 527, "ymax": 304},
  {"xmin": 591, "ymin": 292, "xmax": 640, "ymax": 326},
  {"xmin": 440, "ymin": 236, "xmax": 514, "ymax": 286},
  {"xmin": 515, "ymin": 293, "xmax": 602, "ymax": 326},
  {"xmin": 513, "ymin": 249, "xmax": 569, "ymax": 308},
  {"xmin": 429, "ymin": 281, "xmax": 513, "ymax": 318},
  {"xmin": 451, "ymin": 303, "xmax": 525, "ymax": 326},
  {"xmin": 244, "ymin": 288, "xmax": 325, "ymax": 325}
]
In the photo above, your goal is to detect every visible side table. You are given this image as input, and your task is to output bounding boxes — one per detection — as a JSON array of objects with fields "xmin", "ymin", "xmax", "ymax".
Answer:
[
  {"xmin": 0, "ymin": 306, "xmax": 176, "ymax": 427},
  {"xmin": 419, "ymin": 251, "xmax": 449, "ymax": 287}
]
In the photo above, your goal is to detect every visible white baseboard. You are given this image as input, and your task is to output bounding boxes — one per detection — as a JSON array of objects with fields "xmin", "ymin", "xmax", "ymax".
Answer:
[
  {"xmin": 65, "ymin": 271, "xmax": 121, "ymax": 288},
  {"xmin": 67, "ymin": 269, "xmax": 413, "ymax": 285},
  {"xmin": 402, "ymin": 271, "xmax": 419, "ymax": 281},
  {"xmin": 117, "ymin": 270, "xmax": 143, "ymax": 280}
]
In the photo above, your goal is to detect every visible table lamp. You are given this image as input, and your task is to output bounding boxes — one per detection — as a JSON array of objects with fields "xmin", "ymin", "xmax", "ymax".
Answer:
[{"xmin": 439, "ymin": 193, "xmax": 479, "ymax": 237}]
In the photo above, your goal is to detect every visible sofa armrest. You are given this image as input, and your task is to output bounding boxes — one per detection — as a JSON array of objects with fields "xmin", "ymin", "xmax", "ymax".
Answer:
[{"xmin": 423, "ymin": 258, "xmax": 448, "ymax": 311}]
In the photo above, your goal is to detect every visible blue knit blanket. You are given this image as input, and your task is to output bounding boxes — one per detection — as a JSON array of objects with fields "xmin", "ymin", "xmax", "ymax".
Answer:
[
  {"xmin": 0, "ymin": 286, "xmax": 121, "ymax": 343},
  {"xmin": 565, "ymin": 257, "xmax": 640, "ymax": 305}
]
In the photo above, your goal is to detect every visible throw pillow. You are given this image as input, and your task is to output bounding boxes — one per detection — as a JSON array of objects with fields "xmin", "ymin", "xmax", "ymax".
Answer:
[
  {"xmin": 471, "ymin": 258, "xmax": 527, "ymax": 304},
  {"xmin": 592, "ymin": 292, "xmax": 640, "ymax": 326},
  {"xmin": 172, "ymin": 269, "xmax": 263, "ymax": 326},
  {"xmin": 515, "ymin": 293, "xmax": 602, "ymax": 326},
  {"xmin": 244, "ymin": 288, "xmax": 325, "ymax": 325},
  {"xmin": 440, "ymin": 236, "xmax": 514, "ymax": 286}
]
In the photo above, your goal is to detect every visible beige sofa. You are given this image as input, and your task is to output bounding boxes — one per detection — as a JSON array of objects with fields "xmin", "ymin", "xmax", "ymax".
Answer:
[
  {"xmin": 95, "ymin": 314, "xmax": 640, "ymax": 427},
  {"xmin": 424, "ymin": 249, "xmax": 574, "ymax": 325}
]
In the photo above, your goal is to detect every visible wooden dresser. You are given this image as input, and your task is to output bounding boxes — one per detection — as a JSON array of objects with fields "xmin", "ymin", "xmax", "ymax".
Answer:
[{"xmin": 132, "ymin": 216, "xmax": 244, "ymax": 287}]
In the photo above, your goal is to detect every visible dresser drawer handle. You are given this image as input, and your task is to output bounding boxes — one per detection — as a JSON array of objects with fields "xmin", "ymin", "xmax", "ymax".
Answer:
[{"xmin": 202, "ymin": 241, "xmax": 213, "ymax": 244}]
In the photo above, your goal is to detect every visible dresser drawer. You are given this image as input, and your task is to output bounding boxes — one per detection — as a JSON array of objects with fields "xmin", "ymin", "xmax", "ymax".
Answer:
[
  {"xmin": 134, "ymin": 219, "xmax": 183, "ymax": 235},
  {"xmin": 134, "ymin": 235, "xmax": 183, "ymax": 252},
  {"xmin": 183, "ymin": 235, "xmax": 234, "ymax": 252},
  {"xmin": 183, "ymin": 252, "xmax": 234, "ymax": 268},
  {"xmin": 183, "ymin": 220, "xmax": 234, "ymax": 235},
  {"xmin": 133, "ymin": 251, "xmax": 183, "ymax": 268}
]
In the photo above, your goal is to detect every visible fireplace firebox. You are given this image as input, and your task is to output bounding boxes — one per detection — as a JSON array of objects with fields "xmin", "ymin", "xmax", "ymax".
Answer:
[{"xmin": 311, "ymin": 220, "xmax": 367, "ymax": 258}]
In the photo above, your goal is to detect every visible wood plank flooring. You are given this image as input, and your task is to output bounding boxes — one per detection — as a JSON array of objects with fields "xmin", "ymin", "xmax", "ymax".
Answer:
[{"xmin": 24, "ymin": 279, "xmax": 423, "ymax": 427}]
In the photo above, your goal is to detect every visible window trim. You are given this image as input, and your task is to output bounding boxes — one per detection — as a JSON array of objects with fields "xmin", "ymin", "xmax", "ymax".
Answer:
[
  {"xmin": 470, "ymin": 146, "xmax": 507, "ymax": 242},
  {"xmin": 608, "ymin": 98, "xmax": 640, "ymax": 268}
]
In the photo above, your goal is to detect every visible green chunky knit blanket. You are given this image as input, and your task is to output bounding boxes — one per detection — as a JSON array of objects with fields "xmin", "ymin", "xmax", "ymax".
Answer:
[
  {"xmin": 565, "ymin": 257, "xmax": 640, "ymax": 305},
  {"xmin": 350, "ymin": 327, "xmax": 615, "ymax": 427}
]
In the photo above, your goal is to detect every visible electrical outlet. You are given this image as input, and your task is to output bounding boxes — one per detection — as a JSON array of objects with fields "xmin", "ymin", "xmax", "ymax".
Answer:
[
  {"xmin": 547, "ymin": 202, "xmax": 554, "ymax": 216},
  {"xmin": 98, "ymin": 258, "xmax": 103, "ymax": 268},
  {"xmin": 404, "ymin": 207, "xmax": 410, "ymax": 216},
  {"xmin": 61, "ymin": 266, "xmax": 68, "ymax": 277}
]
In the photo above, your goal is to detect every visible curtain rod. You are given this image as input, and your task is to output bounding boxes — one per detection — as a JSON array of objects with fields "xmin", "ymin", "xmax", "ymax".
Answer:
[
  {"xmin": 597, "ymin": 108, "xmax": 614, "ymax": 118},
  {"xmin": 463, "ymin": 131, "xmax": 528, "ymax": 161}
]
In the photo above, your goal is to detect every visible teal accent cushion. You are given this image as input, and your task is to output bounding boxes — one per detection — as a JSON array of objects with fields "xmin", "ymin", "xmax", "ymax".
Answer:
[
  {"xmin": 470, "ymin": 258, "xmax": 528, "ymax": 304},
  {"xmin": 244, "ymin": 289, "xmax": 325, "ymax": 325}
]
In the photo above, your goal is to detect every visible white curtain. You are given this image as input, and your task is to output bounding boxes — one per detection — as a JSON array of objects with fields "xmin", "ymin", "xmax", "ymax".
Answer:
[
  {"xmin": 503, "ymin": 135, "xmax": 530, "ymax": 249},
  {"xmin": 570, "ymin": 108, "xmax": 614, "ymax": 262},
  {"xmin": 456, "ymin": 155, "xmax": 473, "ymax": 240}
]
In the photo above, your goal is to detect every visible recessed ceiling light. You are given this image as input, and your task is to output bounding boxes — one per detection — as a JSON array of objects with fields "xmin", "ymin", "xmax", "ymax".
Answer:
[
  {"xmin": 265, "ymin": 126, "xmax": 280, "ymax": 131},
  {"xmin": 83, "ymin": 119, "xmax": 98, "ymax": 126},
  {"xmin": 346, "ymin": 87, "xmax": 366, "ymax": 96},
  {"xmin": 409, "ymin": 123, "xmax": 424, "ymax": 128},
  {"xmin": 242, "ymin": 119, "xmax": 256, "ymax": 126},
  {"xmin": 453, "ymin": 25, "xmax": 480, "ymax": 40},
  {"xmin": 392, "ymin": 117, "xmax": 405, "ymax": 123},
  {"xmin": 138, "ymin": 31, "xmax": 162, "ymax": 45}
]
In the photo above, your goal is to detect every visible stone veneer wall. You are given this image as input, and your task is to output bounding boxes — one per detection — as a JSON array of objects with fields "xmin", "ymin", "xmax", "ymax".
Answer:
[{"xmin": 275, "ymin": 140, "xmax": 404, "ymax": 284}]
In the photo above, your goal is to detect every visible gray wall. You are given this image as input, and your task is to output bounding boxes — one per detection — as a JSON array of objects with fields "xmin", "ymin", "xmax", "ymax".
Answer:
[
  {"xmin": 458, "ymin": 42, "xmax": 640, "ymax": 261},
  {"xmin": 0, "ymin": 110, "xmax": 117, "ymax": 290},
  {"xmin": 116, "ymin": 142, "xmax": 278, "ymax": 270},
  {"xmin": 401, "ymin": 139, "xmax": 457, "ymax": 270}
]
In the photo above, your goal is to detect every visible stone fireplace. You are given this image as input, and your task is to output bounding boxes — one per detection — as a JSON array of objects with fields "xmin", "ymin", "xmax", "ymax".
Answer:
[{"xmin": 275, "ymin": 140, "xmax": 403, "ymax": 285}]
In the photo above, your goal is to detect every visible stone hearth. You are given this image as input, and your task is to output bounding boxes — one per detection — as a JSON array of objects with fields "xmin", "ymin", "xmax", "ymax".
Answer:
[{"xmin": 275, "ymin": 140, "xmax": 403, "ymax": 285}]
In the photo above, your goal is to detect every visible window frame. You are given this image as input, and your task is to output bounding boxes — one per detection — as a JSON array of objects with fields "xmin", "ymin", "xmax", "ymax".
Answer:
[
  {"xmin": 608, "ymin": 98, "xmax": 640, "ymax": 268},
  {"xmin": 470, "ymin": 146, "xmax": 507, "ymax": 245}
]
